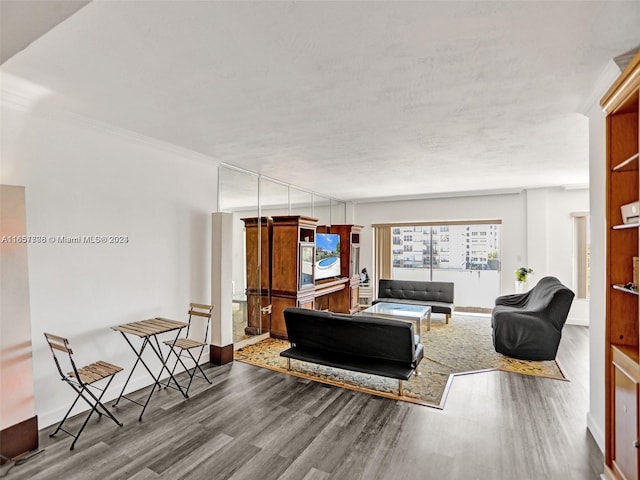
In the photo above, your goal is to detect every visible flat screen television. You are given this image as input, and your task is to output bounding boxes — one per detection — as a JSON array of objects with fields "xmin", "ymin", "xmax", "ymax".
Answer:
[{"xmin": 315, "ymin": 233, "xmax": 341, "ymax": 281}]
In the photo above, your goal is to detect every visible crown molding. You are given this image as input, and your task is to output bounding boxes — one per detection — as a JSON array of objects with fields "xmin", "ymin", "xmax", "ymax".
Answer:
[
  {"xmin": 578, "ymin": 60, "xmax": 621, "ymax": 115},
  {"xmin": 350, "ymin": 182, "xmax": 590, "ymax": 204},
  {"xmin": 350, "ymin": 187, "xmax": 525, "ymax": 205},
  {"xmin": 1, "ymin": 84, "xmax": 217, "ymax": 167}
]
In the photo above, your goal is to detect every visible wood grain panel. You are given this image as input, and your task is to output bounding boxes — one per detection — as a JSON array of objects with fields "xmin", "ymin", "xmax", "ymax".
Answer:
[
  {"xmin": 606, "ymin": 111, "xmax": 640, "ymax": 349},
  {"xmin": 242, "ymin": 217, "xmax": 271, "ymax": 293},
  {"xmin": 613, "ymin": 366, "xmax": 639, "ymax": 480},
  {"xmin": 270, "ymin": 294, "xmax": 297, "ymax": 339},
  {"xmin": 3, "ymin": 325, "xmax": 603, "ymax": 480},
  {"xmin": 271, "ymin": 224, "xmax": 300, "ymax": 293}
]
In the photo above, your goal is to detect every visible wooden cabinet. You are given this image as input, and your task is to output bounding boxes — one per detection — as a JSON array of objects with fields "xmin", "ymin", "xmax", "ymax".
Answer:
[
  {"xmin": 270, "ymin": 215, "xmax": 318, "ymax": 339},
  {"xmin": 242, "ymin": 217, "xmax": 364, "ymax": 338},
  {"xmin": 612, "ymin": 347, "xmax": 639, "ymax": 480},
  {"xmin": 328, "ymin": 224, "xmax": 363, "ymax": 314},
  {"xmin": 241, "ymin": 217, "xmax": 272, "ymax": 336},
  {"xmin": 602, "ymin": 51, "xmax": 640, "ymax": 480}
]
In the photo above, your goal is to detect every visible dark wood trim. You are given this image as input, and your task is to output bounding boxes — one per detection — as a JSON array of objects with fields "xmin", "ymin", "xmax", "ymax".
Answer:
[
  {"xmin": 209, "ymin": 344, "xmax": 233, "ymax": 365},
  {"xmin": 0, "ymin": 415, "xmax": 38, "ymax": 464}
]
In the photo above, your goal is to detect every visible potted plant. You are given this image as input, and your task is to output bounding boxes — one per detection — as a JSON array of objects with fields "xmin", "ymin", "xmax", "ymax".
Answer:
[{"xmin": 514, "ymin": 267, "xmax": 533, "ymax": 293}]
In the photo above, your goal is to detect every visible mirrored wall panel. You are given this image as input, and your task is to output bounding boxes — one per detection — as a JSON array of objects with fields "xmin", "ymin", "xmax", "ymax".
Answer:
[{"xmin": 218, "ymin": 165, "xmax": 347, "ymax": 343}]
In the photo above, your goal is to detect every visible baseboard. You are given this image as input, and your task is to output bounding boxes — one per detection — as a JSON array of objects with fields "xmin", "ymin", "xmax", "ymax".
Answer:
[
  {"xmin": 455, "ymin": 306, "xmax": 492, "ymax": 314},
  {"xmin": 567, "ymin": 317, "xmax": 589, "ymax": 326},
  {"xmin": 0, "ymin": 415, "xmax": 38, "ymax": 464},
  {"xmin": 234, "ymin": 332, "xmax": 270, "ymax": 351},
  {"xmin": 210, "ymin": 344, "xmax": 233, "ymax": 365},
  {"xmin": 587, "ymin": 411, "xmax": 605, "ymax": 453}
]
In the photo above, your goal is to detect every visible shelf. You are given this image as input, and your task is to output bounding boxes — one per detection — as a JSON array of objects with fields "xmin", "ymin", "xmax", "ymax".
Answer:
[
  {"xmin": 612, "ymin": 152, "xmax": 639, "ymax": 171},
  {"xmin": 612, "ymin": 222, "xmax": 640, "ymax": 230},
  {"xmin": 612, "ymin": 284, "xmax": 639, "ymax": 296},
  {"xmin": 612, "ymin": 345, "xmax": 640, "ymax": 381},
  {"xmin": 314, "ymin": 277, "xmax": 349, "ymax": 297}
]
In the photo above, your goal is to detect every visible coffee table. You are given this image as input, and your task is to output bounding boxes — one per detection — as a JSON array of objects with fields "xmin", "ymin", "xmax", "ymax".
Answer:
[{"xmin": 358, "ymin": 302, "xmax": 432, "ymax": 337}]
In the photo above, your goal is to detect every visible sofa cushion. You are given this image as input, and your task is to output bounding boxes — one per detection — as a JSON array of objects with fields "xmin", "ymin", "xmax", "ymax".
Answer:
[
  {"xmin": 373, "ymin": 279, "xmax": 455, "ymax": 317},
  {"xmin": 378, "ymin": 279, "xmax": 454, "ymax": 304}
]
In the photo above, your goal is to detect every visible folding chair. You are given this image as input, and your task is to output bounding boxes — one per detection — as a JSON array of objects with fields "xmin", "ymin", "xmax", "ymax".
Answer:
[
  {"xmin": 163, "ymin": 303, "xmax": 213, "ymax": 395},
  {"xmin": 43, "ymin": 333, "xmax": 123, "ymax": 450}
]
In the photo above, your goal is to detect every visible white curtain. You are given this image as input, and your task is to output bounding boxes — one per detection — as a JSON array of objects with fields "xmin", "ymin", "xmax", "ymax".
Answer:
[{"xmin": 373, "ymin": 226, "xmax": 391, "ymax": 295}]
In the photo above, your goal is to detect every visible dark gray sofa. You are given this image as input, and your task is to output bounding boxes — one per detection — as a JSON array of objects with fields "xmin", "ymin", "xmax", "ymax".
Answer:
[
  {"xmin": 280, "ymin": 307, "xmax": 423, "ymax": 395},
  {"xmin": 491, "ymin": 276, "xmax": 575, "ymax": 361},
  {"xmin": 373, "ymin": 279, "xmax": 455, "ymax": 323}
]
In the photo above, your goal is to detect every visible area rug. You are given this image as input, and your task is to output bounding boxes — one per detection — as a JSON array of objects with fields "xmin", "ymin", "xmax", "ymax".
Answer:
[{"xmin": 235, "ymin": 314, "xmax": 566, "ymax": 408}]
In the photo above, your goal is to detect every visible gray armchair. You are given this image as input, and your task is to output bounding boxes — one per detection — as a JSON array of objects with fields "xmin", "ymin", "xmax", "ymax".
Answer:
[{"xmin": 491, "ymin": 276, "xmax": 575, "ymax": 360}]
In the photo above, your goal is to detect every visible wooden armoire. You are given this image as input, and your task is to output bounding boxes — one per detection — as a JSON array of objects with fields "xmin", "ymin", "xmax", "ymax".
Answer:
[{"xmin": 242, "ymin": 216, "xmax": 363, "ymax": 339}]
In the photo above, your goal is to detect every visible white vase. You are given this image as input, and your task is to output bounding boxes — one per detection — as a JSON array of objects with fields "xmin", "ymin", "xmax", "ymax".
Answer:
[{"xmin": 515, "ymin": 280, "xmax": 526, "ymax": 293}]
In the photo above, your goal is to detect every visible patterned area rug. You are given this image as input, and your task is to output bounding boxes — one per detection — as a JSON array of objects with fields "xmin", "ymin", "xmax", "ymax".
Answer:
[{"xmin": 235, "ymin": 314, "xmax": 566, "ymax": 408}]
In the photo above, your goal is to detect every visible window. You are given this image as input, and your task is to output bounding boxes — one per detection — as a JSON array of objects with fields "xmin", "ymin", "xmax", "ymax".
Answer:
[
  {"xmin": 373, "ymin": 220, "xmax": 502, "ymax": 310},
  {"xmin": 379, "ymin": 222, "xmax": 502, "ymax": 274}
]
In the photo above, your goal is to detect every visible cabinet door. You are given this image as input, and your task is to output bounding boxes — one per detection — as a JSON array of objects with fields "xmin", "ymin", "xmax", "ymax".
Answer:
[
  {"xmin": 613, "ymin": 365, "xmax": 639, "ymax": 480},
  {"xmin": 246, "ymin": 294, "xmax": 271, "ymax": 336}
]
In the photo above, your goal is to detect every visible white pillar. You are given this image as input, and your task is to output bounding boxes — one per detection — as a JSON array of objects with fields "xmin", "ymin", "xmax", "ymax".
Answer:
[
  {"xmin": 211, "ymin": 212, "xmax": 234, "ymax": 363},
  {"xmin": 1, "ymin": 185, "xmax": 38, "ymax": 458}
]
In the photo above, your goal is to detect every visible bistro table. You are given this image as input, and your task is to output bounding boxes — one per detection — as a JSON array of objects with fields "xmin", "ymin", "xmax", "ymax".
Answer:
[{"xmin": 112, "ymin": 317, "xmax": 189, "ymax": 421}]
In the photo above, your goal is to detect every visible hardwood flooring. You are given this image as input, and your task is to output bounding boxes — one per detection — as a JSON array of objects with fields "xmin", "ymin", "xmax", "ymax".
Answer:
[{"xmin": 2, "ymin": 324, "xmax": 602, "ymax": 480}]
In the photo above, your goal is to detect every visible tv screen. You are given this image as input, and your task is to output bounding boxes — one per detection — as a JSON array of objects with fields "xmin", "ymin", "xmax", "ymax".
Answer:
[{"xmin": 315, "ymin": 233, "xmax": 341, "ymax": 280}]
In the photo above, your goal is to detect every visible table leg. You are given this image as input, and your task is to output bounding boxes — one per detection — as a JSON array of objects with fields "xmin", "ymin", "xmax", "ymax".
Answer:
[
  {"xmin": 113, "ymin": 336, "xmax": 161, "ymax": 408},
  {"xmin": 135, "ymin": 335, "xmax": 188, "ymax": 421},
  {"xmin": 148, "ymin": 333, "xmax": 189, "ymax": 399}
]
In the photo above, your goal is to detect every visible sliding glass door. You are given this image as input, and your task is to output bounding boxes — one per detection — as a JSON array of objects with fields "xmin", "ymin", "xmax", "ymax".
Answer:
[{"xmin": 388, "ymin": 221, "xmax": 501, "ymax": 310}]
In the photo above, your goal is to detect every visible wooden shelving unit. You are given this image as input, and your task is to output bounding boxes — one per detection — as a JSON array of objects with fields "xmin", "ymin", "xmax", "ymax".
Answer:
[{"xmin": 602, "ymin": 50, "xmax": 640, "ymax": 480}]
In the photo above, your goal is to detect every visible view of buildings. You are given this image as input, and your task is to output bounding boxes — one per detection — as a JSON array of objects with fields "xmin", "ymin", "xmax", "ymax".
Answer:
[{"xmin": 392, "ymin": 224, "xmax": 501, "ymax": 271}]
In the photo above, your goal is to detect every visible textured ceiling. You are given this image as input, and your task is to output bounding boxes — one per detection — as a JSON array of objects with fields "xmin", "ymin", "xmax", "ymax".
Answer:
[{"xmin": 2, "ymin": 1, "xmax": 640, "ymax": 202}]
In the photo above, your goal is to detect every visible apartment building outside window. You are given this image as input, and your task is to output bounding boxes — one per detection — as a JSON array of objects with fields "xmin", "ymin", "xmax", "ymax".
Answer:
[{"xmin": 377, "ymin": 221, "xmax": 502, "ymax": 309}]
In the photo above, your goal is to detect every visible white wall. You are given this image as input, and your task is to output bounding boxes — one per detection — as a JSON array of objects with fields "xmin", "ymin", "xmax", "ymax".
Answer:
[
  {"xmin": 354, "ymin": 187, "xmax": 589, "ymax": 323},
  {"xmin": 585, "ymin": 80, "xmax": 612, "ymax": 454},
  {"xmin": 528, "ymin": 187, "xmax": 591, "ymax": 325},
  {"xmin": 1, "ymin": 101, "xmax": 218, "ymax": 428},
  {"xmin": 0, "ymin": 186, "xmax": 35, "ymax": 431}
]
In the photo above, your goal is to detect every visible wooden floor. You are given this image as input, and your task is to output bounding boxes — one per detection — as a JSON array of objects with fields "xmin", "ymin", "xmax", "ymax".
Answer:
[{"xmin": 3, "ymin": 324, "xmax": 602, "ymax": 480}]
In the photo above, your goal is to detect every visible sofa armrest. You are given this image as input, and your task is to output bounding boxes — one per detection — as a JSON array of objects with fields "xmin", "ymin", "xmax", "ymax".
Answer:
[{"xmin": 495, "ymin": 292, "xmax": 529, "ymax": 307}]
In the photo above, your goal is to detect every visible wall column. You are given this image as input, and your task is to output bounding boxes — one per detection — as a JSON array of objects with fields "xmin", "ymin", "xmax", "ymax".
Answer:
[
  {"xmin": 210, "ymin": 212, "xmax": 234, "ymax": 365},
  {"xmin": 0, "ymin": 185, "xmax": 38, "ymax": 462}
]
